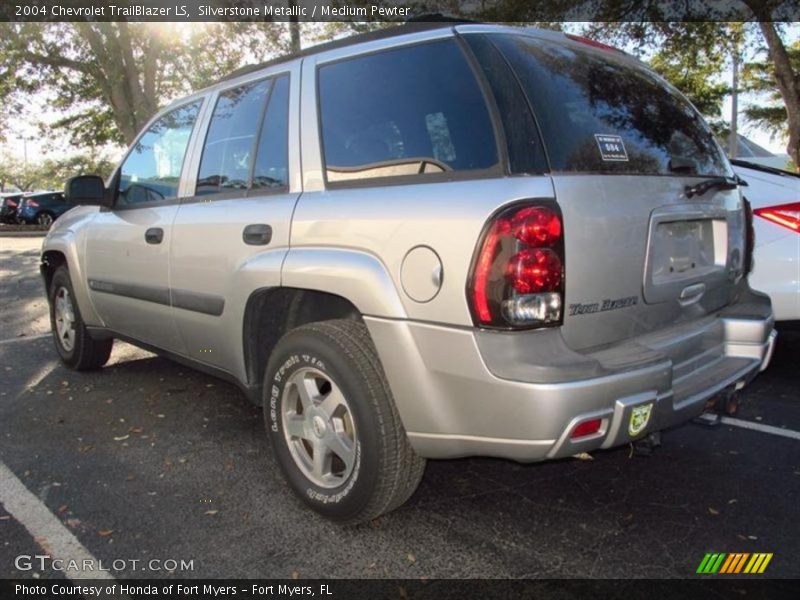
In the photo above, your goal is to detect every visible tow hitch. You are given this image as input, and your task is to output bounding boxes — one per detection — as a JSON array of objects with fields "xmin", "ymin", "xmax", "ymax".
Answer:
[
  {"xmin": 631, "ymin": 431, "xmax": 662, "ymax": 456},
  {"xmin": 694, "ymin": 385, "xmax": 744, "ymax": 428}
]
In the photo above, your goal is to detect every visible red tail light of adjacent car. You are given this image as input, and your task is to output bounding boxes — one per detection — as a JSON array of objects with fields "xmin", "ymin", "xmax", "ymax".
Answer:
[{"xmin": 754, "ymin": 202, "xmax": 800, "ymax": 233}]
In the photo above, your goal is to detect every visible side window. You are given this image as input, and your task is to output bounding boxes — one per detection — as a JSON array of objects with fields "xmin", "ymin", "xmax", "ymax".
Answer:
[
  {"xmin": 252, "ymin": 75, "xmax": 289, "ymax": 191},
  {"xmin": 119, "ymin": 101, "xmax": 201, "ymax": 206},
  {"xmin": 196, "ymin": 80, "xmax": 271, "ymax": 195},
  {"xmin": 318, "ymin": 39, "xmax": 498, "ymax": 184}
]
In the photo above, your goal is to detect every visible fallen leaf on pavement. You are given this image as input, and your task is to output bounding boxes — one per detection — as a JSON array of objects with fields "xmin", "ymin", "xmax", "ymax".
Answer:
[
  {"xmin": 98, "ymin": 529, "xmax": 114, "ymax": 537},
  {"xmin": 113, "ymin": 435, "xmax": 129, "ymax": 441},
  {"xmin": 204, "ymin": 510, "xmax": 219, "ymax": 516}
]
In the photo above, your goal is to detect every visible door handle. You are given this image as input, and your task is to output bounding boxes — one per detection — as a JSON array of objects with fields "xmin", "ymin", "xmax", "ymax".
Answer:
[
  {"xmin": 145, "ymin": 227, "xmax": 164, "ymax": 244},
  {"xmin": 243, "ymin": 224, "xmax": 272, "ymax": 246}
]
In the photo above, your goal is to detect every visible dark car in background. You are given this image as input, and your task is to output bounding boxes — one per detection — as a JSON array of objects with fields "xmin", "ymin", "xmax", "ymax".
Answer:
[
  {"xmin": 15, "ymin": 191, "xmax": 72, "ymax": 226},
  {"xmin": 1, "ymin": 193, "xmax": 24, "ymax": 223}
]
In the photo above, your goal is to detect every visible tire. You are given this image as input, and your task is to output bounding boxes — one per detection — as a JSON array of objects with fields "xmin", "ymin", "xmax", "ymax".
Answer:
[
  {"xmin": 49, "ymin": 266, "xmax": 113, "ymax": 370},
  {"xmin": 36, "ymin": 212, "xmax": 54, "ymax": 227},
  {"xmin": 263, "ymin": 319, "xmax": 425, "ymax": 524}
]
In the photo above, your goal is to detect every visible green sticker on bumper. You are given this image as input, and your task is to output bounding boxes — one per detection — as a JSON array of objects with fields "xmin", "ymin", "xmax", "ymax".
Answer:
[{"xmin": 629, "ymin": 403, "xmax": 653, "ymax": 437}]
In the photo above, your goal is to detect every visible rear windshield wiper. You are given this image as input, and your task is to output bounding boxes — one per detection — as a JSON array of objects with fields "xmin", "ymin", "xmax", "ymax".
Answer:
[{"xmin": 685, "ymin": 175, "xmax": 746, "ymax": 199}]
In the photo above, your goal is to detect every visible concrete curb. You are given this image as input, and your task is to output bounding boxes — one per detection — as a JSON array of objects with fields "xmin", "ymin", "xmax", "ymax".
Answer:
[{"xmin": 0, "ymin": 231, "xmax": 48, "ymax": 238}]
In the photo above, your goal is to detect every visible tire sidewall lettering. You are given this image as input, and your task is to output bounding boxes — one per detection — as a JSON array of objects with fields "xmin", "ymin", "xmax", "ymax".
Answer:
[{"xmin": 268, "ymin": 351, "xmax": 357, "ymax": 505}]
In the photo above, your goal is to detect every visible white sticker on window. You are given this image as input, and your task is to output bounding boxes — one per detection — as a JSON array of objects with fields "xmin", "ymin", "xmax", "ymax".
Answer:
[{"xmin": 595, "ymin": 134, "xmax": 629, "ymax": 161}]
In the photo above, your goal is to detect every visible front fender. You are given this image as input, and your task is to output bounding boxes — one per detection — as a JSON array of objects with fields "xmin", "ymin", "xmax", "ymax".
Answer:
[
  {"xmin": 42, "ymin": 209, "xmax": 102, "ymax": 327},
  {"xmin": 281, "ymin": 247, "xmax": 407, "ymax": 318}
]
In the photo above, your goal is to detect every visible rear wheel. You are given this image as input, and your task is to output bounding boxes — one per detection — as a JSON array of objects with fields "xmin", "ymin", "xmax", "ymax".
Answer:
[
  {"xmin": 264, "ymin": 319, "xmax": 425, "ymax": 524},
  {"xmin": 49, "ymin": 266, "xmax": 113, "ymax": 370},
  {"xmin": 36, "ymin": 212, "xmax": 54, "ymax": 227}
]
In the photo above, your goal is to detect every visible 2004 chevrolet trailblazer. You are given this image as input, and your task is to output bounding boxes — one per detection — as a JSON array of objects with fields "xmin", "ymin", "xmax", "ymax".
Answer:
[{"xmin": 41, "ymin": 23, "xmax": 776, "ymax": 523}]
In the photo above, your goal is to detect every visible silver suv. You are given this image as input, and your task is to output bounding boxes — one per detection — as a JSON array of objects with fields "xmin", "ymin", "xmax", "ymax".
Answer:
[{"xmin": 42, "ymin": 23, "xmax": 776, "ymax": 524}]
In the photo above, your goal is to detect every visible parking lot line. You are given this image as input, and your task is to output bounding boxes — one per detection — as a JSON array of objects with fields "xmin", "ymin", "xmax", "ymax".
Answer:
[
  {"xmin": 697, "ymin": 413, "xmax": 800, "ymax": 441},
  {"xmin": 0, "ymin": 460, "xmax": 113, "ymax": 581},
  {"xmin": 0, "ymin": 333, "xmax": 50, "ymax": 345}
]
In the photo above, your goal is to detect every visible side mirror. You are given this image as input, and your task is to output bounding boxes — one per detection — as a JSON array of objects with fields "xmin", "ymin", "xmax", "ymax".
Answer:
[{"xmin": 64, "ymin": 175, "xmax": 112, "ymax": 207}]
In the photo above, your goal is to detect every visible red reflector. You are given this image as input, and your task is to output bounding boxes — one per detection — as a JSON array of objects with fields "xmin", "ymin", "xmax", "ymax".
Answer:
[
  {"xmin": 571, "ymin": 419, "xmax": 602, "ymax": 439},
  {"xmin": 511, "ymin": 206, "xmax": 562, "ymax": 247},
  {"xmin": 754, "ymin": 202, "xmax": 800, "ymax": 233},
  {"xmin": 506, "ymin": 248, "xmax": 563, "ymax": 294}
]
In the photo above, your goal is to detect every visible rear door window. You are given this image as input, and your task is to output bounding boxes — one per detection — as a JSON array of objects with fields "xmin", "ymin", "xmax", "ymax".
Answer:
[
  {"xmin": 487, "ymin": 34, "xmax": 731, "ymax": 177},
  {"xmin": 252, "ymin": 75, "xmax": 290, "ymax": 191},
  {"xmin": 197, "ymin": 79, "xmax": 272, "ymax": 195},
  {"xmin": 318, "ymin": 39, "xmax": 499, "ymax": 185}
]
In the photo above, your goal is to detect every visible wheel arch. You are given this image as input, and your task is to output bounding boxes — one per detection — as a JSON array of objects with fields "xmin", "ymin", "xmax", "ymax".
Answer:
[
  {"xmin": 242, "ymin": 287, "xmax": 363, "ymax": 399},
  {"xmin": 40, "ymin": 232, "xmax": 104, "ymax": 327}
]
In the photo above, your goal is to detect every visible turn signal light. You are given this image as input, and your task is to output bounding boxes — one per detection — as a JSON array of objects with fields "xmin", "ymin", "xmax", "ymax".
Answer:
[
  {"xmin": 570, "ymin": 419, "xmax": 602, "ymax": 439},
  {"xmin": 468, "ymin": 202, "xmax": 565, "ymax": 329}
]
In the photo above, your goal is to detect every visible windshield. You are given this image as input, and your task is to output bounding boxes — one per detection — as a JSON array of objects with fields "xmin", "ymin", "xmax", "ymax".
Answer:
[{"xmin": 488, "ymin": 33, "xmax": 732, "ymax": 177}]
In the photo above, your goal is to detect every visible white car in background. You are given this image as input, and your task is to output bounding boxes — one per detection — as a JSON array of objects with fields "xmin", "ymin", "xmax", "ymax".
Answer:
[{"xmin": 732, "ymin": 159, "xmax": 800, "ymax": 322}]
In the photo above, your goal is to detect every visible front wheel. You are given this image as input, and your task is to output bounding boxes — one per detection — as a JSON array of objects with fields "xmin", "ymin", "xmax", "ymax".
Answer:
[
  {"xmin": 264, "ymin": 319, "xmax": 425, "ymax": 524},
  {"xmin": 49, "ymin": 266, "xmax": 113, "ymax": 370}
]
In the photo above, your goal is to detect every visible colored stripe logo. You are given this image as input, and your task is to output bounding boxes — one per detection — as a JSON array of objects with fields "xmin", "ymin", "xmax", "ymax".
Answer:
[{"xmin": 697, "ymin": 553, "xmax": 773, "ymax": 574}]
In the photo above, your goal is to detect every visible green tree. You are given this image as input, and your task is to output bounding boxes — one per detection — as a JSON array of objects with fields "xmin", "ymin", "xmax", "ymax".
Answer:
[
  {"xmin": 0, "ymin": 152, "xmax": 116, "ymax": 192},
  {"xmin": 0, "ymin": 22, "xmax": 294, "ymax": 148},
  {"xmin": 0, "ymin": 156, "xmax": 39, "ymax": 192},
  {"xmin": 742, "ymin": 40, "xmax": 800, "ymax": 141},
  {"xmin": 648, "ymin": 39, "xmax": 730, "ymax": 125}
]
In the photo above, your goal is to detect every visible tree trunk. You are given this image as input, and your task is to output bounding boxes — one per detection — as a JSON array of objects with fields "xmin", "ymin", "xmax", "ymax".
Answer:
[
  {"xmin": 757, "ymin": 22, "xmax": 800, "ymax": 171},
  {"xmin": 74, "ymin": 23, "xmax": 158, "ymax": 146},
  {"xmin": 289, "ymin": 1, "xmax": 301, "ymax": 53}
]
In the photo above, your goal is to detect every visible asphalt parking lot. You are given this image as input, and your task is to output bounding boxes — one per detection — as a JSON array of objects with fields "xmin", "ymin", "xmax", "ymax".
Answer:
[{"xmin": 1, "ymin": 235, "xmax": 799, "ymax": 580}]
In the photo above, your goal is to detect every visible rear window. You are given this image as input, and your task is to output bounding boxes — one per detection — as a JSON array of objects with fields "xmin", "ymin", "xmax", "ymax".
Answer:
[
  {"xmin": 488, "ymin": 34, "xmax": 731, "ymax": 177},
  {"xmin": 318, "ymin": 39, "xmax": 499, "ymax": 185}
]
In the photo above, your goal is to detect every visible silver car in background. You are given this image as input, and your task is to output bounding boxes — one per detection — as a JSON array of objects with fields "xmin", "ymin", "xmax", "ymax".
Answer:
[{"xmin": 41, "ymin": 23, "xmax": 776, "ymax": 523}]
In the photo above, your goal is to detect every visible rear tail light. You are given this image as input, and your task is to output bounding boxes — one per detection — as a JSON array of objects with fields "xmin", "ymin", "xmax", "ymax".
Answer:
[
  {"xmin": 468, "ymin": 202, "xmax": 565, "ymax": 329},
  {"xmin": 7, "ymin": 200, "xmax": 17, "ymax": 208},
  {"xmin": 754, "ymin": 201, "xmax": 800, "ymax": 233},
  {"xmin": 26, "ymin": 199, "xmax": 39, "ymax": 208}
]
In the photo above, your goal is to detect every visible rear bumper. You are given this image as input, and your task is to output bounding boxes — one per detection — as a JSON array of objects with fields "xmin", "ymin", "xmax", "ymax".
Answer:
[{"xmin": 366, "ymin": 290, "xmax": 775, "ymax": 462}]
